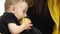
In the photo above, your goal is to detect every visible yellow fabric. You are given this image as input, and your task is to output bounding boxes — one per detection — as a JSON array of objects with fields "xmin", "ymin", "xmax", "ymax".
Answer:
[{"xmin": 48, "ymin": 0, "xmax": 60, "ymax": 34}]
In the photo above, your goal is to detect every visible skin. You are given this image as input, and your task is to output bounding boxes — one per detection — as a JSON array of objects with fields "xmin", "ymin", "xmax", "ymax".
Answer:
[{"xmin": 8, "ymin": 1, "xmax": 33, "ymax": 34}]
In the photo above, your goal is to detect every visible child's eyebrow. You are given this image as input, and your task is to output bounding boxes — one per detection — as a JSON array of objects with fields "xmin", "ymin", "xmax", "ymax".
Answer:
[{"xmin": 23, "ymin": 10, "xmax": 27, "ymax": 13}]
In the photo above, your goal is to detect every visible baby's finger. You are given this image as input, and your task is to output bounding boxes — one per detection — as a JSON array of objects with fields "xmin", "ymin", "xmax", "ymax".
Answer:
[{"xmin": 29, "ymin": 24, "xmax": 33, "ymax": 26}]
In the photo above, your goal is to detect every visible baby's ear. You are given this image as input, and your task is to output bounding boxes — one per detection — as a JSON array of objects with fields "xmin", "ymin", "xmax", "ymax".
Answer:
[
  {"xmin": 12, "ymin": 6, "xmax": 15, "ymax": 11},
  {"xmin": 10, "ymin": 5, "xmax": 16, "ymax": 13}
]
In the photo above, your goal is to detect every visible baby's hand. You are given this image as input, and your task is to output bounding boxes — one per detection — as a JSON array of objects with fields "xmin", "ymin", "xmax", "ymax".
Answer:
[{"xmin": 21, "ymin": 18, "xmax": 33, "ymax": 30}]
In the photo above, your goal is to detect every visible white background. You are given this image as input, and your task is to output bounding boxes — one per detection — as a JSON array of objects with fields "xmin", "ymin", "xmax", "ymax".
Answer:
[{"xmin": 0, "ymin": 0, "xmax": 5, "ymax": 16}]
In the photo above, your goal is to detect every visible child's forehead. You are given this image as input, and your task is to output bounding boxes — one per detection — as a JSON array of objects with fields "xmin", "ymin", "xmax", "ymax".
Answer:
[
  {"xmin": 16, "ymin": 0, "xmax": 27, "ymax": 5},
  {"xmin": 14, "ymin": 0, "xmax": 33, "ymax": 7},
  {"xmin": 15, "ymin": 1, "xmax": 28, "ymax": 7},
  {"xmin": 15, "ymin": 1, "xmax": 28, "ymax": 11}
]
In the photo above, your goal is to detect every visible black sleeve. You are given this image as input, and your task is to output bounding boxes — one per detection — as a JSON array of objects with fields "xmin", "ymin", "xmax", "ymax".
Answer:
[
  {"xmin": 20, "ymin": 26, "xmax": 42, "ymax": 34},
  {"xmin": 31, "ymin": 26, "xmax": 42, "ymax": 34},
  {"xmin": 0, "ymin": 24, "xmax": 9, "ymax": 34}
]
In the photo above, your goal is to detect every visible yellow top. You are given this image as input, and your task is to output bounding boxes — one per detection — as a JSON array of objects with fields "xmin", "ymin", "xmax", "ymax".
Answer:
[{"xmin": 48, "ymin": 0, "xmax": 60, "ymax": 34}]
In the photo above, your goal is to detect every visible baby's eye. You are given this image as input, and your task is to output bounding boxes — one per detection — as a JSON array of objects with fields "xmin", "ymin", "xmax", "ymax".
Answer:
[
  {"xmin": 23, "ymin": 11, "xmax": 25, "ymax": 13},
  {"xmin": 23, "ymin": 10, "xmax": 26, "ymax": 13}
]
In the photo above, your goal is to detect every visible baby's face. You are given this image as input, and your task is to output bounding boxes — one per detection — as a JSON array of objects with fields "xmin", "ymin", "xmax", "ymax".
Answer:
[{"xmin": 14, "ymin": 1, "xmax": 28, "ymax": 19}]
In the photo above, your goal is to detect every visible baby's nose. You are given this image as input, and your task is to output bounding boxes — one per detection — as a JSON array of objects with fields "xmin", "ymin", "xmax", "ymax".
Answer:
[{"xmin": 24, "ymin": 14, "xmax": 27, "ymax": 17}]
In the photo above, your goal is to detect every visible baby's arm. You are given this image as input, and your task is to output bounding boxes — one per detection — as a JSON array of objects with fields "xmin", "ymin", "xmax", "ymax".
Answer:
[
  {"xmin": 8, "ymin": 21, "xmax": 32, "ymax": 34},
  {"xmin": 8, "ymin": 23, "xmax": 24, "ymax": 34}
]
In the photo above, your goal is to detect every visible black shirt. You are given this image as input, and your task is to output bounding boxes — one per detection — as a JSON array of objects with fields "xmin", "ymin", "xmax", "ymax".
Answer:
[{"xmin": 0, "ymin": 12, "xmax": 42, "ymax": 34}]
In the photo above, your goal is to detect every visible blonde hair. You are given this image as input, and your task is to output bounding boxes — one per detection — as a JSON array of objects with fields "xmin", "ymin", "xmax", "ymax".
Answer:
[{"xmin": 4, "ymin": 0, "xmax": 34, "ymax": 11}]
